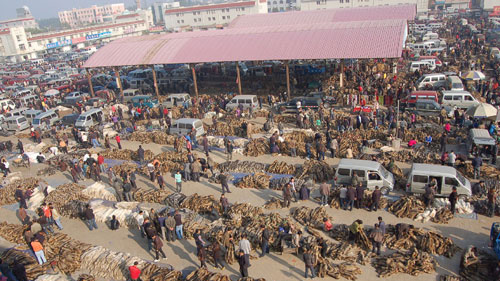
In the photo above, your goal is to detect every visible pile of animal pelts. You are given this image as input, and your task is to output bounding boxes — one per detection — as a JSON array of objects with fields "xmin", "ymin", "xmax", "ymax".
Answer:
[
  {"xmin": 0, "ymin": 177, "xmax": 44, "ymax": 206},
  {"xmin": 296, "ymin": 160, "xmax": 335, "ymax": 182},
  {"xmin": 82, "ymin": 181, "xmax": 119, "ymax": 201},
  {"xmin": 387, "ymin": 196, "xmax": 426, "ymax": 219},
  {"xmin": 1, "ymin": 247, "xmax": 45, "ymax": 279},
  {"xmin": 228, "ymin": 203, "xmax": 263, "ymax": 217},
  {"xmin": 372, "ymin": 248, "xmax": 436, "ymax": 277},
  {"xmin": 265, "ymin": 160, "xmax": 296, "ymax": 175},
  {"xmin": 292, "ymin": 206, "xmax": 334, "ymax": 229},
  {"xmin": 185, "ymin": 268, "xmax": 231, "ymax": 281},
  {"xmin": 459, "ymin": 246, "xmax": 499, "ymax": 281},
  {"xmin": 244, "ymin": 138, "xmax": 270, "ymax": 157},
  {"xmin": 234, "ymin": 173, "xmax": 272, "ymax": 189},
  {"xmin": 43, "ymin": 183, "xmax": 90, "ymax": 212},
  {"xmin": 217, "ymin": 160, "xmax": 267, "ymax": 173},
  {"xmin": 27, "ymin": 185, "xmax": 56, "ymax": 211},
  {"xmin": 100, "ymin": 148, "xmax": 154, "ymax": 162},
  {"xmin": 132, "ymin": 188, "xmax": 171, "ymax": 204},
  {"xmin": 180, "ymin": 193, "xmax": 222, "ymax": 214}
]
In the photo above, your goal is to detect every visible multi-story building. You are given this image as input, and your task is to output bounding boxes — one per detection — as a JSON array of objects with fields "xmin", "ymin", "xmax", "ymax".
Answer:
[
  {"xmin": 0, "ymin": 11, "xmax": 151, "ymax": 62},
  {"xmin": 164, "ymin": 0, "xmax": 268, "ymax": 31},
  {"xmin": 0, "ymin": 6, "xmax": 38, "ymax": 29},
  {"xmin": 482, "ymin": 0, "xmax": 498, "ymax": 11},
  {"xmin": 152, "ymin": 2, "xmax": 181, "ymax": 25},
  {"xmin": 268, "ymin": 0, "xmax": 301, "ymax": 12},
  {"xmin": 300, "ymin": 0, "xmax": 428, "ymax": 13},
  {"xmin": 58, "ymin": 4, "xmax": 126, "ymax": 28}
]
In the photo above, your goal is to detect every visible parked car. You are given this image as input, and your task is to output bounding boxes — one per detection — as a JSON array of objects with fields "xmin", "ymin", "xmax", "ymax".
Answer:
[{"xmin": 61, "ymin": 113, "xmax": 80, "ymax": 126}]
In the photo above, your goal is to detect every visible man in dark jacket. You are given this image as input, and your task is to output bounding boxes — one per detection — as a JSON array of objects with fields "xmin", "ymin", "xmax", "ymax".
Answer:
[
  {"xmin": 355, "ymin": 183, "xmax": 365, "ymax": 209},
  {"xmin": 260, "ymin": 225, "xmax": 270, "ymax": 257},
  {"xmin": 347, "ymin": 186, "xmax": 356, "ymax": 211},
  {"xmin": 238, "ymin": 249, "xmax": 249, "ymax": 277},
  {"xmin": 283, "ymin": 184, "xmax": 292, "ymax": 208},
  {"xmin": 371, "ymin": 186, "xmax": 382, "ymax": 211},
  {"xmin": 13, "ymin": 261, "xmax": 28, "ymax": 281},
  {"xmin": 303, "ymin": 249, "xmax": 316, "ymax": 278},
  {"xmin": 449, "ymin": 186, "xmax": 458, "ymax": 214},
  {"xmin": 122, "ymin": 180, "xmax": 133, "ymax": 202},
  {"xmin": 84, "ymin": 204, "xmax": 98, "ymax": 231},
  {"xmin": 165, "ymin": 213, "xmax": 176, "ymax": 242},
  {"xmin": 137, "ymin": 145, "xmax": 145, "ymax": 164},
  {"xmin": 472, "ymin": 154, "xmax": 483, "ymax": 179},
  {"xmin": 152, "ymin": 234, "xmax": 166, "ymax": 261}
]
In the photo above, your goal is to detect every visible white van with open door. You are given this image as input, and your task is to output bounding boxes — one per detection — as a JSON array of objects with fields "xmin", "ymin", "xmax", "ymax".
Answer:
[
  {"xmin": 169, "ymin": 118, "xmax": 205, "ymax": 137},
  {"xmin": 335, "ymin": 159, "xmax": 395, "ymax": 194}
]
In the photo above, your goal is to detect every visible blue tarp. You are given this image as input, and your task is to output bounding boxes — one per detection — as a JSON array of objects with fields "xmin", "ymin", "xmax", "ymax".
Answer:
[{"xmin": 230, "ymin": 172, "xmax": 293, "ymax": 183}]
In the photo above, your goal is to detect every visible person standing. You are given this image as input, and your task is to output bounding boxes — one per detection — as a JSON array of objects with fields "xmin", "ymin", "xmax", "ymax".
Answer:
[
  {"xmin": 191, "ymin": 159, "xmax": 201, "ymax": 182},
  {"xmin": 156, "ymin": 172, "xmax": 164, "ymax": 190},
  {"xmin": 175, "ymin": 171, "xmax": 182, "ymax": 192},
  {"xmin": 319, "ymin": 182, "xmax": 330, "ymax": 206},
  {"xmin": 339, "ymin": 185, "xmax": 348, "ymax": 210},
  {"xmin": 12, "ymin": 261, "xmax": 28, "ymax": 281},
  {"xmin": 152, "ymin": 234, "xmax": 167, "ymax": 262},
  {"xmin": 283, "ymin": 183, "xmax": 292, "ymax": 208},
  {"xmin": 492, "ymin": 144, "xmax": 498, "ymax": 166},
  {"xmin": 371, "ymin": 186, "xmax": 382, "ymax": 211},
  {"xmin": 448, "ymin": 150, "xmax": 456, "ymax": 167},
  {"xmin": 424, "ymin": 184, "xmax": 436, "ymax": 208},
  {"xmin": 84, "ymin": 204, "xmax": 98, "ymax": 231},
  {"xmin": 227, "ymin": 141, "xmax": 233, "ymax": 161},
  {"xmin": 449, "ymin": 186, "xmax": 458, "ymax": 214},
  {"xmin": 165, "ymin": 213, "xmax": 176, "ymax": 242},
  {"xmin": 260, "ymin": 225, "xmax": 270, "ymax": 257},
  {"xmin": 349, "ymin": 219, "xmax": 363, "ymax": 241},
  {"xmin": 122, "ymin": 180, "xmax": 133, "ymax": 202},
  {"xmin": 97, "ymin": 153, "xmax": 105, "ymax": 173},
  {"xmin": 129, "ymin": 261, "xmax": 142, "ymax": 281},
  {"xmin": 14, "ymin": 186, "xmax": 27, "ymax": 209},
  {"xmin": 137, "ymin": 145, "xmax": 145, "ymax": 164},
  {"xmin": 330, "ymin": 137, "xmax": 338, "ymax": 158},
  {"xmin": 212, "ymin": 241, "xmax": 225, "ymax": 270},
  {"xmin": 369, "ymin": 223, "xmax": 384, "ymax": 255},
  {"xmin": 237, "ymin": 250, "xmax": 249, "ymax": 278},
  {"xmin": 488, "ymin": 187, "xmax": 496, "ymax": 218},
  {"xmin": 197, "ymin": 244, "xmax": 207, "ymax": 268},
  {"xmin": 220, "ymin": 194, "xmax": 229, "ymax": 216},
  {"xmin": 355, "ymin": 182, "xmax": 365, "ymax": 209},
  {"xmin": 174, "ymin": 210, "xmax": 183, "ymax": 239},
  {"xmin": 472, "ymin": 154, "xmax": 483, "ymax": 179},
  {"xmin": 347, "ymin": 185, "xmax": 356, "ymax": 211},
  {"xmin": 220, "ymin": 172, "xmax": 230, "ymax": 193},
  {"xmin": 239, "ymin": 234, "xmax": 251, "ymax": 266},
  {"xmin": 49, "ymin": 203, "xmax": 63, "ymax": 230},
  {"xmin": 303, "ymin": 249, "xmax": 316, "ymax": 279},
  {"xmin": 377, "ymin": 217, "xmax": 386, "ymax": 235},
  {"xmin": 31, "ymin": 239, "xmax": 47, "ymax": 265},
  {"xmin": 115, "ymin": 134, "xmax": 122, "ymax": 149}
]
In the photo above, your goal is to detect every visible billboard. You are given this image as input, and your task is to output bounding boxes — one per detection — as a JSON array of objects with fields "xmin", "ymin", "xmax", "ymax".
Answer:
[
  {"xmin": 46, "ymin": 39, "xmax": 72, "ymax": 49},
  {"xmin": 85, "ymin": 31, "xmax": 111, "ymax": 41}
]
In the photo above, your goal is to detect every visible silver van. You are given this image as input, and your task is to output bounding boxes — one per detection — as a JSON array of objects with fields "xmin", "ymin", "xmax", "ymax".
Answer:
[
  {"xmin": 334, "ymin": 159, "xmax": 395, "ymax": 194},
  {"xmin": 75, "ymin": 108, "xmax": 103, "ymax": 130},
  {"xmin": 4, "ymin": 116, "xmax": 29, "ymax": 131},
  {"xmin": 169, "ymin": 118, "xmax": 205, "ymax": 137},
  {"xmin": 5, "ymin": 108, "xmax": 27, "ymax": 119},
  {"xmin": 32, "ymin": 110, "xmax": 60, "ymax": 129},
  {"xmin": 19, "ymin": 95, "xmax": 38, "ymax": 107},
  {"xmin": 0, "ymin": 99, "xmax": 16, "ymax": 111},
  {"xmin": 406, "ymin": 163, "xmax": 471, "ymax": 198},
  {"xmin": 162, "ymin": 93, "xmax": 191, "ymax": 108},
  {"xmin": 226, "ymin": 95, "xmax": 259, "ymax": 111},
  {"xmin": 441, "ymin": 91, "xmax": 479, "ymax": 109},
  {"xmin": 23, "ymin": 109, "xmax": 42, "ymax": 124},
  {"xmin": 122, "ymin": 89, "xmax": 142, "ymax": 103},
  {"xmin": 467, "ymin": 128, "xmax": 496, "ymax": 159},
  {"xmin": 417, "ymin": 73, "xmax": 446, "ymax": 90},
  {"xmin": 446, "ymin": 76, "xmax": 464, "ymax": 91}
]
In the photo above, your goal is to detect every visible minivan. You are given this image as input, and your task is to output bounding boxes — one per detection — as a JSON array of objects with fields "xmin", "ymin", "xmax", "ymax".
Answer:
[
  {"xmin": 0, "ymin": 99, "xmax": 16, "ymax": 111},
  {"xmin": 19, "ymin": 95, "xmax": 38, "ymax": 107},
  {"xmin": 446, "ymin": 76, "xmax": 464, "ymax": 91},
  {"xmin": 5, "ymin": 108, "xmax": 27, "ymax": 119},
  {"xmin": 441, "ymin": 91, "xmax": 480, "ymax": 109},
  {"xmin": 131, "ymin": 95, "xmax": 158, "ymax": 108},
  {"xmin": 169, "ymin": 118, "xmax": 205, "ymax": 137},
  {"xmin": 130, "ymin": 79, "xmax": 152, "ymax": 91},
  {"xmin": 161, "ymin": 93, "xmax": 191, "ymax": 108},
  {"xmin": 406, "ymin": 163, "xmax": 471, "ymax": 198},
  {"xmin": 335, "ymin": 159, "xmax": 395, "ymax": 194},
  {"xmin": 409, "ymin": 100, "xmax": 452, "ymax": 117},
  {"xmin": 467, "ymin": 128, "xmax": 496, "ymax": 159},
  {"xmin": 122, "ymin": 89, "xmax": 142, "ymax": 103},
  {"xmin": 417, "ymin": 73, "xmax": 447, "ymax": 90},
  {"xmin": 23, "ymin": 109, "xmax": 42, "ymax": 124},
  {"xmin": 401, "ymin": 91, "xmax": 439, "ymax": 107},
  {"xmin": 226, "ymin": 95, "xmax": 259, "ymax": 111},
  {"xmin": 3, "ymin": 116, "xmax": 29, "ymax": 131},
  {"xmin": 32, "ymin": 110, "xmax": 60, "ymax": 129},
  {"xmin": 75, "ymin": 108, "xmax": 103, "ymax": 130},
  {"xmin": 409, "ymin": 61, "xmax": 433, "ymax": 72},
  {"xmin": 422, "ymin": 32, "xmax": 439, "ymax": 41}
]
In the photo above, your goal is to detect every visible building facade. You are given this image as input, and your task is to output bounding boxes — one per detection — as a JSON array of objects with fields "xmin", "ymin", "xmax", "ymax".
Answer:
[
  {"xmin": 164, "ymin": 0, "xmax": 268, "ymax": 31},
  {"xmin": 268, "ymin": 0, "xmax": 301, "ymax": 12},
  {"xmin": 152, "ymin": 2, "xmax": 181, "ymax": 25},
  {"xmin": 58, "ymin": 4, "xmax": 126, "ymax": 28},
  {"xmin": 0, "ymin": 6, "xmax": 38, "ymax": 29},
  {"xmin": 481, "ymin": 0, "xmax": 498, "ymax": 11},
  {"xmin": 0, "ymin": 27, "xmax": 31, "ymax": 59},
  {"xmin": 300, "ymin": 0, "xmax": 428, "ymax": 13}
]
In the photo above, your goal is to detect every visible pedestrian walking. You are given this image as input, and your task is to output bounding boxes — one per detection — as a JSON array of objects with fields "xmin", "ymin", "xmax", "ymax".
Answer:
[
  {"xmin": 84, "ymin": 204, "xmax": 98, "ymax": 231},
  {"xmin": 260, "ymin": 225, "xmax": 270, "ymax": 257},
  {"xmin": 175, "ymin": 171, "xmax": 182, "ymax": 192},
  {"xmin": 303, "ymin": 249, "xmax": 316, "ymax": 279},
  {"xmin": 283, "ymin": 183, "xmax": 292, "ymax": 208},
  {"xmin": 370, "ymin": 223, "xmax": 384, "ymax": 255},
  {"xmin": 152, "ymin": 234, "xmax": 167, "ymax": 262},
  {"xmin": 319, "ymin": 181, "xmax": 330, "ymax": 206},
  {"xmin": 174, "ymin": 210, "xmax": 183, "ymax": 239}
]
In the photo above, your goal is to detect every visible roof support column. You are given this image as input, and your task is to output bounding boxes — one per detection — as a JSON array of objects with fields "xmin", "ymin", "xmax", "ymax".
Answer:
[
  {"xmin": 86, "ymin": 69, "xmax": 95, "ymax": 97},
  {"xmin": 285, "ymin": 60, "xmax": 290, "ymax": 100},
  {"xmin": 190, "ymin": 64, "xmax": 199, "ymax": 98},
  {"xmin": 151, "ymin": 65, "xmax": 160, "ymax": 99},
  {"xmin": 236, "ymin": 61, "xmax": 242, "ymax": 95},
  {"xmin": 339, "ymin": 59, "xmax": 344, "ymax": 88},
  {"xmin": 114, "ymin": 67, "xmax": 124, "ymax": 100}
]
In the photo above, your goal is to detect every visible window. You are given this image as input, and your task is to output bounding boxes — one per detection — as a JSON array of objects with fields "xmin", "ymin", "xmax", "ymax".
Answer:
[
  {"xmin": 213, "ymin": 17, "xmax": 215, "ymax": 20},
  {"xmin": 193, "ymin": 12, "xmax": 197, "ymax": 15},
  {"xmin": 208, "ymin": 17, "xmax": 211, "ymax": 21},
  {"xmin": 445, "ymin": 177, "xmax": 458, "ymax": 186},
  {"xmin": 338, "ymin": 168, "xmax": 350, "ymax": 176},
  {"xmin": 340, "ymin": 0, "xmax": 344, "ymax": 3},
  {"xmin": 413, "ymin": 175, "xmax": 428, "ymax": 183},
  {"xmin": 227, "ymin": 16, "xmax": 230, "ymax": 19},
  {"xmin": 444, "ymin": 95, "xmax": 452, "ymax": 100},
  {"xmin": 242, "ymin": 7, "xmax": 245, "ymax": 11},
  {"xmin": 465, "ymin": 95, "xmax": 473, "ymax": 101},
  {"xmin": 368, "ymin": 172, "xmax": 381, "ymax": 180},
  {"xmin": 222, "ymin": 16, "xmax": 226, "ymax": 19},
  {"xmin": 352, "ymin": 170, "xmax": 366, "ymax": 178},
  {"xmin": 453, "ymin": 96, "xmax": 462, "ymax": 101}
]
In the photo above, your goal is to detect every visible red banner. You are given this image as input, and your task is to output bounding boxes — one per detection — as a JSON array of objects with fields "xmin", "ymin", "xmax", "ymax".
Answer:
[{"xmin": 72, "ymin": 37, "xmax": 85, "ymax": 44}]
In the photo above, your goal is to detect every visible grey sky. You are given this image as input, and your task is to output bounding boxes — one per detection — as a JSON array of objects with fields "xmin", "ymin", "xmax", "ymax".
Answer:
[{"xmin": 0, "ymin": 0, "xmax": 139, "ymax": 21}]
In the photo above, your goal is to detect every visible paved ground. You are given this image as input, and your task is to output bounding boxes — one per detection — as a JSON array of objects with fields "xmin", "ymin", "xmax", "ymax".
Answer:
[{"xmin": 0, "ymin": 130, "xmax": 497, "ymax": 281}]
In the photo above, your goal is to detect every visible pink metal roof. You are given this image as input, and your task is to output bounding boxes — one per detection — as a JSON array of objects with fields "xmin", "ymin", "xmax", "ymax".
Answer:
[
  {"xmin": 84, "ymin": 5, "xmax": 415, "ymax": 68},
  {"xmin": 165, "ymin": 1, "xmax": 255, "ymax": 14},
  {"xmin": 229, "ymin": 4, "xmax": 416, "ymax": 28}
]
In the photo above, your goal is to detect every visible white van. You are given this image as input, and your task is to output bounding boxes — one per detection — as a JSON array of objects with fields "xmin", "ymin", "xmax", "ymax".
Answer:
[
  {"xmin": 446, "ymin": 76, "xmax": 464, "ymax": 91},
  {"xmin": 226, "ymin": 95, "xmax": 259, "ymax": 111},
  {"xmin": 130, "ymin": 79, "xmax": 152, "ymax": 91},
  {"xmin": 32, "ymin": 110, "xmax": 60, "ymax": 129},
  {"xmin": 422, "ymin": 32, "xmax": 439, "ymax": 41},
  {"xmin": 162, "ymin": 93, "xmax": 191, "ymax": 108},
  {"xmin": 4, "ymin": 116, "xmax": 29, "ymax": 131},
  {"xmin": 19, "ymin": 95, "xmax": 38, "ymax": 107},
  {"xmin": 409, "ymin": 61, "xmax": 433, "ymax": 72},
  {"xmin": 5, "ymin": 108, "xmax": 27, "ymax": 119},
  {"xmin": 0, "ymin": 99, "xmax": 16, "ymax": 111},
  {"xmin": 23, "ymin": 109, "xmax": 42, "ymax": 124},
  {"xmin": 75, "ymin": 108, "xmax": 103, "ymax": 130},
  {"xmin": 335, "ymin": 159, "xmax": 395, "ymax": 194},
  {"xmin": 122, "ymin": 89, "xmax": 142, "ymax": 103},
  {"xmin": 417, "ymin": 73, "xmax": 447, "ymax": 90},
  {"xmin": 406, "ymin": 163, "xmax": 471, "ymax": 198},
  {"xmin": 169, "ymin": 118, "xmax": 205, "ymax": 137},
  {"xmin": 441, "ymin": 91, "xmax": 479, "ymax": 109}
]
